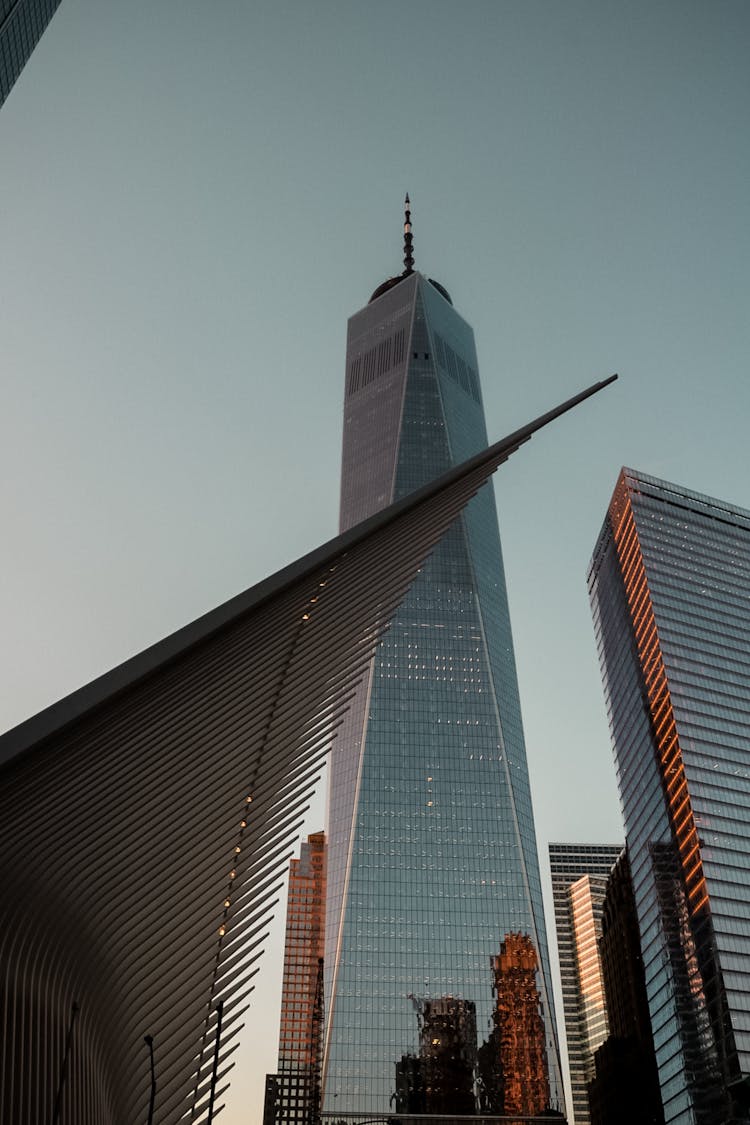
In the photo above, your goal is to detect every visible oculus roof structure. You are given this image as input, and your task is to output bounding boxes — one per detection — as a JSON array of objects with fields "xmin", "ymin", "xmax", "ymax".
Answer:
[{"xmin": 0, "ymin": 375, "xmax": 615, "ymax": 1125}]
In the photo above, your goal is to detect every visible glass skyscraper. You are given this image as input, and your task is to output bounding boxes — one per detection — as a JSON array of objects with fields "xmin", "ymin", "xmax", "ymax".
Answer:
[
  {"xmin": 322, "ymin": 206, "xmax": 562, "ymax": 1115},
  {"xmin": 549, "ymin": 843, "xmax": 623, "ymax": 1125},
  {"xmin": 588, "ymin": 849, "xmax": 665, "ymax": 1125},
  {"xmin": 0, "ymin": 0, "xmax": 62, "ymax": 107},
  {"xmin": 589, "ymin": 468, "xmax": 750, "ymax": 1125}
]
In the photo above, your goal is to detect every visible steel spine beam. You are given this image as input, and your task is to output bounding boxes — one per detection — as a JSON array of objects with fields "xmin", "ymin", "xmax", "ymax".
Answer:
[{"xmin": 0, "ymin": 376, "xmax": 615, "ymax": 1124}]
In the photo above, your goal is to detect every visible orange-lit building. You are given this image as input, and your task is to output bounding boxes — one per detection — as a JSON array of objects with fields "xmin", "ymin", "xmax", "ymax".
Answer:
[
  {"xmin": 265, "ymin": 832, "xmax": 326, "ymax": 1125},
  {"xmin": 589, "ymin": 469, "xmax": 750, "ymax": 1125},
  {"xmin": 487, "ymin": 932, "xmax": 550, "ymax": 1117}
]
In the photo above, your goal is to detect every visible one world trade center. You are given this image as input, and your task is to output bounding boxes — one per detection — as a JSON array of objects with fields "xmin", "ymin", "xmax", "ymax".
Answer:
[{"xmin": 323, "ymin": 200, "xmax": 563, "ymax": 1117}]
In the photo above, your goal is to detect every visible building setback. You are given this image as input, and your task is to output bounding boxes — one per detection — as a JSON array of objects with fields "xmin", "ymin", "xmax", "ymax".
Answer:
[
  {"xmin": 323, "ymin": 201, "xmax": 564, "ymax": 1115},
  {"xmin": 589, "ymin": 468, "xmax": 750, "ymax": 1124},
  {"xmin": 0, "ymin": 0, "xmax": 62, "ymax": 107},
  {"xmin": 549, "ymin": 843, "xmax": 623, "ymax": 1125},
  {"xmin": 264, "ymin": 832, "xmax": 326, "ymax": 1125}
]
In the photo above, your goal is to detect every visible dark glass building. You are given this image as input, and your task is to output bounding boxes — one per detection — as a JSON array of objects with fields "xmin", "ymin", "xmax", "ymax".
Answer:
[
  {"xmin": 589, "ymin": 468, "xmax": 750, "ymax": 1124},
  {"xmin": 549, "ymin": 843, "xmax": 623, "ymax": 1125},
  {"xmin": 588, "ymin": 849, "xmax": 664, "ymax": 1125},
  {"xmin": 395, "ymin": 995, "xmax": 479, "ymax": 1115},
  {"xmin": 322, "ymin": 204, "xmax": 563, "ymax": 1115},
  {"xmin": 1, "ymin": 0, "xmax": 62, "ymax": 107}
]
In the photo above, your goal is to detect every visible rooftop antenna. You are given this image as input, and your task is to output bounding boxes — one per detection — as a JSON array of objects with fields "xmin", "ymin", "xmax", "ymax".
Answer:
[{"xmin": 403, "ymin": 193, "xmax": 414, "ymax": 275}]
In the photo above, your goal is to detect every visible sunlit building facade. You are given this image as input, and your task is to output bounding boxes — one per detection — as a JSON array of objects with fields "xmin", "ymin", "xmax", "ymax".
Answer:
[
  {"xmin": 0, "ymin": 0, "xmax": 62, "ymax": 107},
  {"xmin": 323, "ymin": 207, "xmax": 562, "ymax": 1115},
  {"xmin": 549, "ymin": 843, "xmax": 622, "ymax": 1125},
  {"xmin": 589, "ymin": 469, "xmax": 750, "ymax": 1124},
  {"xmin": 492, "ymin": 932, "xmax": 550, "ymax": 1117},
  {"xmin": 265, "ymin": 833, "xmax": 327, "ymax": 1125}
]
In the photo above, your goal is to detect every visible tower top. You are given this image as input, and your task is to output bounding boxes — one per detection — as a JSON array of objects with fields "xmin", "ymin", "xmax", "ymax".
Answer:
[
  {"xmin": 368, "ymin": 195, "xmax": 453, "ymax": 306},
  {"xmin": 403, "ymin": 193, "xmax": 414, "ymax": 275}
]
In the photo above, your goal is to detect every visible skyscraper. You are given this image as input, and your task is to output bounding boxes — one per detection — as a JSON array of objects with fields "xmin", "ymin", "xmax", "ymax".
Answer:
[
  {"xmin": 0, "ymin": 0, "xmax": 62, "ymax": 107},
  {"xmin": 549, "ymin": 843, "xmax": 623, "ymax": 1125},
  {"xmin": 589, "ymin": 468, "xmax": 750, "ymax": 1125},
  {"xmin": 265, "ymin": 832, "xmax": 326, "ymax": 1125},
  {"xmin": 588, "ymin": 849, "xmax": 664, "ymax": 1125},
  {"xmin": 323, "ymin": 200, "xmax": 563, "ymax": 1115}
]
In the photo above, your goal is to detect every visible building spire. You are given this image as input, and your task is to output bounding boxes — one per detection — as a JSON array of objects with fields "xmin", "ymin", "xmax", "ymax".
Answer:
[{"xmin": 403, "ymin": 193, "xmax": 414, "ymax": 275}]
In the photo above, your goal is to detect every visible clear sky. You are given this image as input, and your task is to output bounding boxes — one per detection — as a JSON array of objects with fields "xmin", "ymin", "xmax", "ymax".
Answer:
[{"xmin": 1, "ymin": 1, "xmax": 748, "ymax": 1120}]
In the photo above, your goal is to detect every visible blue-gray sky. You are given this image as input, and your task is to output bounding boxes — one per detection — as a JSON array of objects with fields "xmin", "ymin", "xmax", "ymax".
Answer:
[{"xmin": 1, "ymin": 2, "xmax": 748, "ymax": 1120}]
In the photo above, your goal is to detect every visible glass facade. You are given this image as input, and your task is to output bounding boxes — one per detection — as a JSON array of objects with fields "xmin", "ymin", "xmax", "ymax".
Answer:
[
  {"xmin": 323, "ymin": 271, "xmax": 562, "ymax": 1115},
  {"xmin": 588, "ymin": 849, "xmax": 665, "ymax": 1125},
  {"xmin": 549, "ymin": 843, "xmax": 623, "ymax": 1125},
  {"xmin": 569, "ymin": 877, "xmax": 609, "ymax": 1069},
  {"xmin": 589, "ymin": 469, "xmax": 750, "ymax": 1124},
  {"xmin": 0, "ymin": 0, "xmax": 62, "ymax": 107}
]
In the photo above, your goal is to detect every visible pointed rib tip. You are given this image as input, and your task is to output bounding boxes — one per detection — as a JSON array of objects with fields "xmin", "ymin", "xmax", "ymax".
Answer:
[
  {"xmin": 591, "ymin": 372, "xmax": 618, "ymax": 394},
  {"xmin": 405, "ymin": 192, "xmax": 410, "ymax": 205}
]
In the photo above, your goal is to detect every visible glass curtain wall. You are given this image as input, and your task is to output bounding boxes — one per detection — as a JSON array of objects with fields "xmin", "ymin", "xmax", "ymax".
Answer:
[
  {"xmin": 549, "ymin": 843, "xmax": 622, "ymax": 1125},
  {"xmin": 323, "ymin": 272, "xmax": 561, "ymax": 1115},
  {"xmin": 589, "ymin": 469, "xmax": 750, "ymax": 1125}
]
